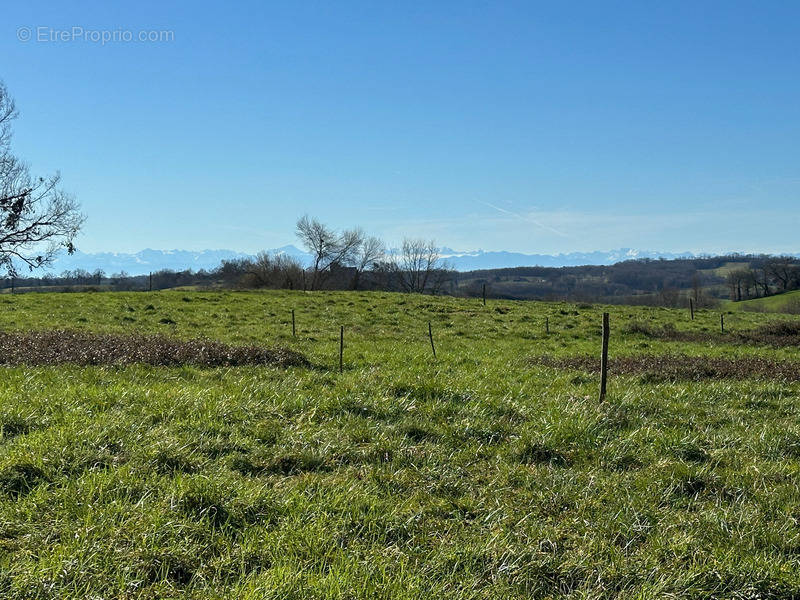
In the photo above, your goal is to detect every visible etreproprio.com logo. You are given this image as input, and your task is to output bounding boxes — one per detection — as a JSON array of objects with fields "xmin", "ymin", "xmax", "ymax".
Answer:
[{"xmin": 17, "ymin": 26, "xmax": 174, "ymax": 45}]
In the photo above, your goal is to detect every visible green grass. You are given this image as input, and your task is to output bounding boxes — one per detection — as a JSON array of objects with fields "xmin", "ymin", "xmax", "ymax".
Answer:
[
  {"xmin": 729, "ymin": 289, "xmax": 800, "ymax": 313},
  {"xmin": 700, "ymin": 261, "xmax": 750, "ymax": 278},
  {"xmin": 1, "ymin": 290, "xmax": 800, "ymax": 598}
]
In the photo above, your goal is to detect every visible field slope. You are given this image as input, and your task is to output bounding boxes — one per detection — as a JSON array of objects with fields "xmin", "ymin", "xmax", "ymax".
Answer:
[
  {"xmin": 729, "ymin": 289, "xmax": 800, "ymax": 313},
  {"xmin": 1, "ymin": 290, "xmax": 799, "ymax": 598}
]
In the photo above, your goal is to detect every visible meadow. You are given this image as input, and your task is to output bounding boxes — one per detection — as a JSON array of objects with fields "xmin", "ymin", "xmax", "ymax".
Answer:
[
  {"xmin": 1, "ymin": 290, "xmax": 799, "ymax": 598},
  {"xmin": 729, "ymin": 289, "xmax": 800, "ymax": 314}
]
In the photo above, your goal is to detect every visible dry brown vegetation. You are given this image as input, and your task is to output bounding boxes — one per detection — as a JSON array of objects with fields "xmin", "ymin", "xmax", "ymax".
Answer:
[
  {"xmin": 625, "ymin": 319, "xmax": 800, "ymax": 348},
  {"xmin": 0, "ymin": 330, "xmax": 308, "ymax": 368},
  {"xmin": 531, "ymin": 353, "xmax": 800, "ymax": 382}
]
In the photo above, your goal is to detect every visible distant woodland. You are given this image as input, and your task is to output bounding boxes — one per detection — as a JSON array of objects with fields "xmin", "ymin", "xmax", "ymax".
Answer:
[
  {"xmin": 3, "ymin": 212, "xmax": 800, "ymax": 308},
  {"xmin": 6, "ymin": 251, "xmax": 800, "ymax": 310}
]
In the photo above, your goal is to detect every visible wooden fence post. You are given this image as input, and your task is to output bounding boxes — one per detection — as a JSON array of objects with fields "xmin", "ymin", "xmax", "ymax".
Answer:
[
  {"xmin": 599, "ymin": 312, "xmax": 609, "ymax": 401},
  {"xmin": 428, "ymin": 321, "xmax": 436, "ymax": 357},
  {"xmin": 546, "ymin": 316, "xmax": 549, "ymax": 335},
  {"xmin": 689, "ymin": 298, "xmax": 694, "ymax": 320},
  {"xmin": 339, "ymin": 326, "xmax": 344, "ymax": 373},
  {"xmin": 720, "ymin": 313, "xmax": 724, "ymax": 333},
  {"xmin": 148, "ymin": 272, "xmax": 152, "ymax": 292},
  {"xmin": 482, "ymin": 283, "xmax": 486, "ymax": 306},
  {"xmin": 291, "ymin": 309, "xmax": 296, "ymax": 337}
]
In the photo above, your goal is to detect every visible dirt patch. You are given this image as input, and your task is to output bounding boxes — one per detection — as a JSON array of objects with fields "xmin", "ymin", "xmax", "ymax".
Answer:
[
  {"xmin": 530, "ymin": 353, "xmax": 800, "ymax": 382},
  {"xmin": 0, "ymin": 330, "xmax": 308, "ymax": 368}
]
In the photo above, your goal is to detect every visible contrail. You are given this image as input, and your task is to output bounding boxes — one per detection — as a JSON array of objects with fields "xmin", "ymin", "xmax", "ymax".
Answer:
[{"xmin": 481, "ymin": 202, "xmax": 569, "ymax": 237}]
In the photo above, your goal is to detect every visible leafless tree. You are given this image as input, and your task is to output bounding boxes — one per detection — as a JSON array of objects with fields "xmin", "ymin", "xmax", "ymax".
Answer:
[
  {"xmin": 0, "ymin": 81, "xmax": 84, "ymax": 275},
  {"xmin": 242, "ymin": 251, "xmax": 304, "ymax": 289},
  {"xmin": 726, "ymin": 269, "xmax": 747, "ymax": 301},
  {"xmin": 744, "ymin": 268, "xmax": 760, "ymax": 299},
  {"xmin": 391, "ymin": 238, "xmax": 450, "ymax": 294},
  {"xmin": 215, "ymin": 258, "xmax": 250, "ymax": 287},
  {"xmin": 758, "ymin": 266, "xmax": 772, "ymax": 297},
  {"xmin": 691, "ymin": 272, "xmax": 701, "ymax": 304},
  {"xmin": 351, "ymin": 235, "xmax": 384, "ymax": 289},
  {"xmin": 295, "ymin": 215, "xmax": 363, "ymax": 289},
  {"xmin": 765, "ymin": 257, "xmax": 799, "ymax": 292}
]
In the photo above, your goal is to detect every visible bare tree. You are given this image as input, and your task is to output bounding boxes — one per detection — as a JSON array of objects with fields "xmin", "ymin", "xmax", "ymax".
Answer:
[
  {"xmin": 691, "ymin": 272, "xmax": 701, "ymax": 304},
  {"xmin": 765, "ymin": 257, "xmax": 799, "ymax": 292},
  {"xmin": 758, "ymin": 266, "xmax": 772, "ymax": 297},
  {"xmin": 241, "ymin": 251, "xmax": 304, "ymax": 289},
  {"xmin": 295, "ymin": 215, "xmax": 363, "ymax": 289},
  {"xmin": 215, "ymin": 258, "xmax": 250, "ymax": 287},
  {"xmin": 0, "ymin": 81, "xmax": 83, "ymax": 275},
  {"xmin": 744, "ymin": 268, "xmax": 760, "ymax": 299},
  {"xmin": 391, "ymin": 238, "xmax": 449, "ymax": 294},
  {"xmin": 351, "ymin": 235, "xmax": 384, "ymax": 289},
  {"xmin": 726, "ymin": 269, "xmax": 747, "ymax": 301}
]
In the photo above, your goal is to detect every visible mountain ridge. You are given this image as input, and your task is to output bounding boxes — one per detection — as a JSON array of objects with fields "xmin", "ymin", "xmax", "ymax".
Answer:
[{"xmin": 43, "ymin": 246, "xmax": 716, "ymax": 275}]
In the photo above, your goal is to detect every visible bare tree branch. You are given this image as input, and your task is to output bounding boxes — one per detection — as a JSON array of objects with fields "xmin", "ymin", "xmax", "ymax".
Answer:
[
  {"xmin": 388, "ymin": 238, "xmax": 450, "ymax": 294},
  {"xmin": 295, "ymin": 216, "xmax": 365, "ymax": 289},
  {"xmin": 351, "ymin": 235, "xmax": 384, "ymax": 289},
  {"xmin": 0, "ymin": 80, "xmax": 83, "ymax": 276}
]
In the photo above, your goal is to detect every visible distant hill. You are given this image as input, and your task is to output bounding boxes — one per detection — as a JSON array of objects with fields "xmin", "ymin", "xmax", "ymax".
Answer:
[
  {"xmin": 47, "ymin": 246, "xmax": 705, "ymax": 275},
  {"xmin": 16, "ymin": 249, "xmax": 800, "ymax": 308},
  {"xmin": 728, "ymin": 289, "xmax": 800, "ymax": 313}
]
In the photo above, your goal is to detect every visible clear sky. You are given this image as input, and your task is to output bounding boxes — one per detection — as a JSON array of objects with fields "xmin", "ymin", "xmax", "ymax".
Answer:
[{"xmin": 1, "ymin": 1, "xmax": 798, "ymax": 255}]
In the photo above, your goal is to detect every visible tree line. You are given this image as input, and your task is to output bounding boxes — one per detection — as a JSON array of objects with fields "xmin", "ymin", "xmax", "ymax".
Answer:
[
  {"xmin": 3, "ymin": 216, "xmax": 454, "ymax": 295},
  {"xmin": 723, "ymin": 257, "xmax": 800, "ymax": 301},
  {"xmin": 214, "ymin": 216, "xmax": 452, "ymax": 294},
  {"xmin": 8, "ymin": 245, "xmax": 800, "ymax": 310}
]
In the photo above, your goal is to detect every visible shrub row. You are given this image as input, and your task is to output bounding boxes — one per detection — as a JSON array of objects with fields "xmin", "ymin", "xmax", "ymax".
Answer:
[
  {"xmin": 624, "ymin": 319, "xmax": 800, "ymax": 348},
  {"xmin": 0, "ymin": 330, "xmax": 308, "ymax": 368},
  {"xmin": 531, "ymin": 353, "xmax": 800, "ymax": 382}
]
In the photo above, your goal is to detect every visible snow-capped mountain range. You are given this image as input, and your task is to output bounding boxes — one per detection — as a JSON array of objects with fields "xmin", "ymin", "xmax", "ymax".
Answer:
[
  {"xmin": 436, "ymin": 248, "xmax": 696, "ymax": 271},
  {"xmin": 46, "ymin": 246, "xmax": 700, "ymax": 275}
]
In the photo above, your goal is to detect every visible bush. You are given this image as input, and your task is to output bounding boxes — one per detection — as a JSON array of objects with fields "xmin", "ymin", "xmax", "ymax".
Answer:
[{"xmin": 756, "ymin": 320, "xmax": 800, "ymax": 337}]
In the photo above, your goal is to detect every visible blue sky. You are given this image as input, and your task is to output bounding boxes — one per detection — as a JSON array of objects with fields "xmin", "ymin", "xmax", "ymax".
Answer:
[{"xmin": 1, "ymin": 1, "xmax": 798, "ymax": 255}]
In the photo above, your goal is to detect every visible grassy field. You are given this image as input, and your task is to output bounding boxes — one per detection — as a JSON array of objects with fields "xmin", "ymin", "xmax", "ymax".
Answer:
[
  {"xmin": 1, "ymin": 290, "xmax": 800, "ymax": 598},
  {"xmin": 700, "ymin": 261, "xmax": 750, "ymax": 279},
  {"xmin": 729, "ymin": 289, "xmax": 800, "ymax": 313}
]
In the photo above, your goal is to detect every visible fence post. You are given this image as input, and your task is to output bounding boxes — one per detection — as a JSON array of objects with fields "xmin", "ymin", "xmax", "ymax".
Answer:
[
  {"xmin": 339, "ymin": 325, "xmax": 344, "ymax": 373},
  {"xmin": 599, "ymin": 312, "xmax": 609, "ymax": 401},
  {"xmin": 546, "ymin": 316, "xmax": 549, "ymax": 335},
  {"xmin": 482, "ymin": 283, "xmax": 486, "ymax": 306},
  {"xmin": 428, "ymin": 321, "xmax": 436, "ymax": 357},
  {"xmin": 720, "ymin": 313, "xmax": 724, "ymax": 333},
  {"xmin": 291, "ymin": 309, "xmax": 296, "ymax": 337},
  {"xmin": 690, "ymin": 298, "xmax": 694, "ymax": 320},
  {"xmin": 148, "ymin": 272, "xmax": 152, "ymax": 292}
]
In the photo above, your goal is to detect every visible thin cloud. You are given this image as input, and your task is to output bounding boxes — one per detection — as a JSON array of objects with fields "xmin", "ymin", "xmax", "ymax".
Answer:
[{"xmin": 481, "ymin": 202, "xmax": 570, "ymax": 237}]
